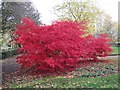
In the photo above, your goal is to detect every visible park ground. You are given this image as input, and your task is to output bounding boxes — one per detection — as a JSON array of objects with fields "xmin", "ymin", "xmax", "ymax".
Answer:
[{"xmin": 1, "ymin": 54, "xmax": 119, "ymax": 88}]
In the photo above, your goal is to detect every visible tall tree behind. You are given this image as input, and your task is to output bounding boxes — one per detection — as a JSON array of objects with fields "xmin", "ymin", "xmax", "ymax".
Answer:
[
  {"xmin": 53, "ymin": 0, "xmax": 103, "ymax": 34},
  {"xmin": 95, "ymin": 14, "xmax": 118, "ymax": 42},
  {"xmin": 102, "ymin": 16, "xmax": 118, "ymax": 42},
  {"xmin": 1, "ymin": 1, "xmax": 41, "ymax": 50},
  {"xmin": 2, "ymin": 1, "xmax": 41, "ymax": 34}
]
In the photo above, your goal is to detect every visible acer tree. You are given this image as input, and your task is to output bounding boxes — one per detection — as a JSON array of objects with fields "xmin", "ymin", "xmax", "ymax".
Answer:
[{"xmin": 12, "ymin": 18, "xmax": 113, "ymax": 75}]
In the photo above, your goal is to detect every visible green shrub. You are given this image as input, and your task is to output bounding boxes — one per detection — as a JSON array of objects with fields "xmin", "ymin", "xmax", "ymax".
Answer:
[{"xmin": 0, "ymin": 49, "xmax": 18, "ymax": 59}]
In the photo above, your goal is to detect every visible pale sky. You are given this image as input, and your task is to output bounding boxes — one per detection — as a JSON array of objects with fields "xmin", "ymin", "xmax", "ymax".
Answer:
[
  {"xmin": 31, "ymin": 0, "xmax": 119, "ymax": 25},
  {"xmin": 31, "ymin": 0, "xmax": 64, "ymax": 25},
  {"xmin": 1, "ymin": 0, "xmax": 119, "ymax": 24}
]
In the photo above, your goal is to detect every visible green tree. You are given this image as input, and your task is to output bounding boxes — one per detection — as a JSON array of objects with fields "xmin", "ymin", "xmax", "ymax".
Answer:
[
  {"xmin": 1, "ymin": 1, "xmax": 41, "ymax": 50},
  {"xmin": 53, "ymin": 0, "xmax": 103, "ymax": 34},
  {"xmin": 95, "ymin": 14, "xmax": 118, "ymax": 43},
  {"xmin": 2, "ymin": 1, "xmax": 41, "ymax": 34}
]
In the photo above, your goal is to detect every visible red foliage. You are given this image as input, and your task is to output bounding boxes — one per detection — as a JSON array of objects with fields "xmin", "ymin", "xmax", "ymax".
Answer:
[{"xmin": 12, "ymin": 17, "xmax": 113, "ymax": 75}]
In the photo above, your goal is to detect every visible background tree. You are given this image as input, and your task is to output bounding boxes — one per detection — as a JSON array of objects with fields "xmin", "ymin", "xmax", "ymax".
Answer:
[
  {"xmin": 1, "ymin": 1, "xmax": 41, "ymax": 50},
  {"xmin": 53, "ymin": 0, "xmax": 118, "ymax": 43},
  {"xmin": 53, "ymin": 0, "xmax": 103, "ymax": 34},
  {"xmin": 102, "ymin": 17, "xmax": 118, "ymax": 43},
  {"xmin": 95, "ymin": 14, "xmax": 118, "ymax": 43},
  {"xmin": 2, "ymin": 1, "xmax": 41, "ymax": 34}
]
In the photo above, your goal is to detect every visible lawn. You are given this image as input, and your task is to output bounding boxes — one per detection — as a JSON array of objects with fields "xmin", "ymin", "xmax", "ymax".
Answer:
[
  {"xmin": 9, "ymin": 74, "xmax": 118, "ymax": 88},
  {"xmin": 4, "ymin": 57, "xmax": 119, "ymax": 88},
  {"xmin": 110, "ymin": 46, "xmax": 120, "ymax": 54}
]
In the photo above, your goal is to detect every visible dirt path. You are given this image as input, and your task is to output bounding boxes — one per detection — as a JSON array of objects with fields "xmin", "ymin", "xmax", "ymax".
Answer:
[
  {"xmin": 98, "ymin": 55, "xmax": 120, "ymax": 59},
  {"xmin": 1, "ymin": 55, "xmax": 21, "ymax": 88},
  {"xmin": 2, "ymin": 55, "xmax": 20, "ymax": 75}
]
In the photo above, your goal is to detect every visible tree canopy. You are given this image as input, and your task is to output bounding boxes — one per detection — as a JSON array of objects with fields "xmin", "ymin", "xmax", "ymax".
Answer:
[
  {"xmin": 53, "ymin": 0, "xmax": 118, "ymax": 42},
  {"xmin": 1, "ymin": 1, "xmax": 41, "ymax": 34},
  {"xmin": 1, "ymin": 1, "xmax": 41, "ymax": 50},
  {"xmin": 53, "ymin": 0, "xmax": 104, "ymax": 33},
  {"xmin": 12, "ymin": 18, "xmax": 113, "ymax": 75}
]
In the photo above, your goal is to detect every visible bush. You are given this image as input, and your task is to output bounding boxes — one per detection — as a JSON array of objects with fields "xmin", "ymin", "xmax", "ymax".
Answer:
[
  {"xmin": 0, "ymin": 49, "xmax": 18, "ymax": 59},
  {"xmin": 12, "ymin": 18, "xmax": 113, "ymax": 75}
]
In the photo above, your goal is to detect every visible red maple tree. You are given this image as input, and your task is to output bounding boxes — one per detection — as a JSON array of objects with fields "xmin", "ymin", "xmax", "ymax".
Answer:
[{"xmin": 12, "ymin": 18, "xmax": 113, "ymax": 75}]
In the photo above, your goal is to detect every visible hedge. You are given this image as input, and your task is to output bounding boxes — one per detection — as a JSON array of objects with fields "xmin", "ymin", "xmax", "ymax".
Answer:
[{"xmin": 0, "ymin": 49, "xmax": 18, "ymax": 59}]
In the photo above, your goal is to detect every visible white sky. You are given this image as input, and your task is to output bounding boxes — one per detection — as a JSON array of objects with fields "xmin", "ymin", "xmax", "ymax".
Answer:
[
  {"xmin": 31, "ymin": 0, "xmax": 64, "ymax": 25},
  {"xmin": 97, "ymin": 0, "xmax": 119, "ymax": 22},
  {"xmin": 1, "ymin": 0, "xmax": 118, "ymax": 24},
  {"xmin": 31, "ymin": 0, "xmax": 119, "ymax": 25}
]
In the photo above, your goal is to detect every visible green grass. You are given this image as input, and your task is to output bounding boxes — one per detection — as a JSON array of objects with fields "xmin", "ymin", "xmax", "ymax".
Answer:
[
  {"xmin": 8, "ymin": 74, "xmax": 118, "ymax": 88},
  {"xmin": 6, "ymin": 57, "xmax": 119, "ymax": 88},
  {"xmin": 110, "ymin": 46, "xmax": 120, "ymax": 54}
]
